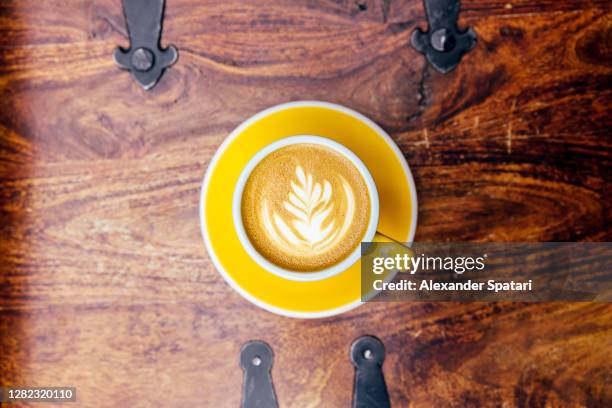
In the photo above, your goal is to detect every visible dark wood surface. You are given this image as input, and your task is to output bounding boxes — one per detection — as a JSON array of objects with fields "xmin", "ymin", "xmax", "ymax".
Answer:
[{"xmin": 1, "ymin": 0, "xmax": 611, "ymax": 406}]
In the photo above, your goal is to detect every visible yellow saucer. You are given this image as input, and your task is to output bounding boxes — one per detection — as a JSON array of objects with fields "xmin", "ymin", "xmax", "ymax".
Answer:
[{"xmin": 200, "ymin": 101, "xmax": 417, "ymax": 318}]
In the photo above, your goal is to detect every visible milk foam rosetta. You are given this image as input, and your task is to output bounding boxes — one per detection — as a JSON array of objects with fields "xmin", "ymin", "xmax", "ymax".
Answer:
[{"xmin": 241, "ymin": 144, "xmax": 371, "ymax": 271}]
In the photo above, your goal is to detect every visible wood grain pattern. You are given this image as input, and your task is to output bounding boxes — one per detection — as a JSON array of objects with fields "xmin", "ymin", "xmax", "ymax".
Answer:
[{"xmin": 0, "ymin": 0, "xmax": 610, "ymax": 407}]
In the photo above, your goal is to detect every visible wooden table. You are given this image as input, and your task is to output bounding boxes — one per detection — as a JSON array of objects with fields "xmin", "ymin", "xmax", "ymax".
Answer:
[{"xmin": 1, "ymin": 0, "xmax": 610, "ymax": 406}]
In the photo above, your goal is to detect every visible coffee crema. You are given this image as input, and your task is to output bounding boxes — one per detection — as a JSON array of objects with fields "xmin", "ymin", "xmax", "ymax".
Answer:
[{"xmin": 241, "ymin": 143, "xmax": 371, "ymax": 272}]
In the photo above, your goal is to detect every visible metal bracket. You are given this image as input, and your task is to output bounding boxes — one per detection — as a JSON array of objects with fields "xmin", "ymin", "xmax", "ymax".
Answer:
[
  {"xmin": 351, "ymin": 336, "xmax": 390, "ymax": 408},
  {"xmin": 411, "ymin": 0, "xmax": 476, "ymax": 73},
  {"xmin": 240, "ymin": 341, "xmax": 279, "ymax": 408},
  {"xmin": 114, "ymin": 0, "xmax": 178, "ymax": 90}
]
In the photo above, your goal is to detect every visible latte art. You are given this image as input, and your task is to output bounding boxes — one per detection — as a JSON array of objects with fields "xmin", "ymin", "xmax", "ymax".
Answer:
[
  {"xmin": 241, "ymin": 144, "xmax": 370, "ymax": 271},
  {"xmin": 262, "ymin": 166, "xmax": 354, "ymax": 251}
]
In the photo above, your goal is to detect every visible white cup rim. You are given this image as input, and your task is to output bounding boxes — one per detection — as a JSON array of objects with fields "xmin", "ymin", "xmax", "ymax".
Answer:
[{"xmin": 232, "ymin": 135, "xmax": 380, "ymax": 282}]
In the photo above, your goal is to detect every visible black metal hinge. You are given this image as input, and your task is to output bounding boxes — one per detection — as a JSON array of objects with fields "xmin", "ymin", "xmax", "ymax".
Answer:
[
  {"xmin": 351, "ymin": 336, "xmax": 391, "ymax": 408},
  {"xmin": 411, "ymin": 0, "xmax": 476, "ymax": 73},
  {"xmin": 240, "ymin": 341, "xmax": 279, "ymax": 408},
  {"xmin": 114, "ymin": 0, "xmax": 178, "ymax": 90}
]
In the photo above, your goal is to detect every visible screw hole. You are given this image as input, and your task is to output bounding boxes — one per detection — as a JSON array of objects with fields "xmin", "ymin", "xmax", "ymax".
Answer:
[
  {"xmin": 363, "ymin": 349, "xmax": 373, "ymax": 360},
  {"xmin": 252, "ymin": 356, "xmax": 262, "ymax": 366}
]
